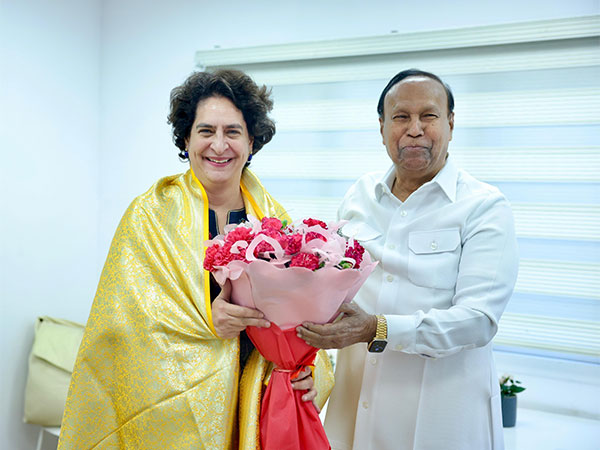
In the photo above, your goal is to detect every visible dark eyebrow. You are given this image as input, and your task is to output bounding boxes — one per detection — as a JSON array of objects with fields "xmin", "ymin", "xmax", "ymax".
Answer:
[{"xmin": 194, "ymin": 123, "xmax": 244, "ymax": 130}]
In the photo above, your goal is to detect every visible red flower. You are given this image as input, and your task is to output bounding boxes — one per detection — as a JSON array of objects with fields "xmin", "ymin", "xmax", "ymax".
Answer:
[
  {"xmin": 213, "ymin": 243, "xmax": 234, "ymax": 266},
  {"xmin": 255, "ymin": 240, "xmax": 275, "ymax": 255},
  {"xmin": 202, "ymin": 216, "xmax": 371, "ymax": 274},
  {"xmin": 303, "ymin": 218, "xmax": 328, "ymax": 229},
  {"xmin": 254, "ymin": 229, "xmax": 288, "ymax": 256},
  {"xmin": 290, "ymin": 252, "xmax": 320, "ymax": 271},
  {"xmin": 225, "ymin": 226, "xmax": 254, "ymax": 244},
  {"xmin": 285, "ymin": 234, "xmax": 303, "ymax": 255},
  {"xmin": 202, "ymin": 242, "xmax": 242, "ymax": 267},
  {"xmin": 261, "ymin": 217, "xmax": 283, "ymax": 231},
  {"xmin": 306, "ymin": 232, "xmax": 327, "ymax": 243},
  {"xmin": 230, "ymin": 251, "xmax": 247, "ymax": 262},
  {"xmin": 344, "ymin": 241, "xmax": 365, "ymax": 268},
  {"xmin": 203, "ymin": 244, "xmax": 220, "ymax": 271}
]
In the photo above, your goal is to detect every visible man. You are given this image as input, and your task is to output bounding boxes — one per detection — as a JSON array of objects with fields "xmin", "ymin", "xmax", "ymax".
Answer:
[{"xmin": 297, "ymin": 69, "xmax": 519, "ymax": 450}]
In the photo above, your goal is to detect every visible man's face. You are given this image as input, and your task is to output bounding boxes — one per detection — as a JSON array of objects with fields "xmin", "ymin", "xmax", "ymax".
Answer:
[{"xmin": 379, "ymin": 77, "xmax": 454, "ymax": 181}]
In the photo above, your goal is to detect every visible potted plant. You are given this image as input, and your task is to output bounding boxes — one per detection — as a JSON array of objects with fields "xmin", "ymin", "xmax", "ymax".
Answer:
[{"xmin": 499, "ymin": 374, "xmax": 526, "ymax": 427}]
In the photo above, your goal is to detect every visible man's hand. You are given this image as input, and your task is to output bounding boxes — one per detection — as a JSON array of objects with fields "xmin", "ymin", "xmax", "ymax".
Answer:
[
  {"xmin": 212, "ymin": 280, "xmax": 270, "ymax": 339},
  {"xmin": 291, "ymin": 366, "xmax": 320, "ymax": 412},
  {"xmin": 296, "ymin": 302, "xmax": 377, "ymax": 349}
]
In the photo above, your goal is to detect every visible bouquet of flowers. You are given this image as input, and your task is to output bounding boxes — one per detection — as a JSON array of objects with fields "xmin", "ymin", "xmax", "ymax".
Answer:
[{"xmin": 204, "ymin": 215, "xmax": 376, "ymax": 450}]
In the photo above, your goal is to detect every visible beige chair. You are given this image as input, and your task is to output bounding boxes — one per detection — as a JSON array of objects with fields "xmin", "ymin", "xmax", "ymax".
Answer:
[
  {"xmin": 24, "ymin": 317, "xmax": 84, "ymax": 449},
  {"xmin": 35, "ymin": 426, "xmax": 60, "ymax": 450}
]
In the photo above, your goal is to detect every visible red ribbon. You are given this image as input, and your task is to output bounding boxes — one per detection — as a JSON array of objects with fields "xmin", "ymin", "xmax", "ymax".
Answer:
[{"xmin": 246, "ymin": 324, "xmax": 331, "ymax": 450}]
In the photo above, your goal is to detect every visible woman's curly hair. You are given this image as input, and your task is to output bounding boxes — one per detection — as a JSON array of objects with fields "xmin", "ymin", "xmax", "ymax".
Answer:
[{"xmin": 167, "ymin": 69, "xmax": 275, "ymax": 161}]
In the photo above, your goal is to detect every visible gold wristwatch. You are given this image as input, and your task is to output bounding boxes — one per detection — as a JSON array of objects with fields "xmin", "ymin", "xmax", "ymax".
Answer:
[{"xmin": 367, "ymin": 314, "xmax": 387, "ymax": 353}]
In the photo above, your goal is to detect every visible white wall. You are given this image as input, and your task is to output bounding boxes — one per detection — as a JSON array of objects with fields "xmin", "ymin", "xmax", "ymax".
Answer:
[
  {"xmin": 1, "ymin": 0, "xmax": 597, "ymax": 448},
  {"xmin": 97, "ymin": 0, "xmax": 600, "ymax": 259},
  {"xmin": 495, "ymin": 352, "xmax": 600, "ymax": 419},
  {"xmin": 0, "ymin": 0, "xmax": 101, "ymax": 447}
]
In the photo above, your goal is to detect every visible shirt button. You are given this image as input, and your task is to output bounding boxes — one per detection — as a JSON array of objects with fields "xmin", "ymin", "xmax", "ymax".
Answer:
[
  {"xmin": 370, "ymin": 357, "xmax": 377, "ymax": 365},
  {"xmin": 400, "ymin": 210, "xmax": 407, "ymax": 217},
  {"xmin": 430, "ymin": 241, "xmax": 438, "ymax": 250},
  {"xmin": 362, "ymin": 401, "xmax": 369, "ymax": 409},
  {"xmin": 387, "ymin": 275, "xmax": 394, "ymax": 282},
  {"xmin": 388, "ymin": 244, "xmax": 396, "ymax": 250}
]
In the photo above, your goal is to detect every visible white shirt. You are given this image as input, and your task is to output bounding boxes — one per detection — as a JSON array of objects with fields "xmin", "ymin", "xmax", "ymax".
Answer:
[{"xmin": 324, "ymin": 157, "xmax": 519, "ymax": 450}]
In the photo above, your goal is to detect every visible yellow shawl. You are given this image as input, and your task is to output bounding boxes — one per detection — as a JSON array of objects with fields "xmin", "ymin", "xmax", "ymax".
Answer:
[{"xmin": 58, "ymin": 169, "xmax": 333, "ymax": 449}]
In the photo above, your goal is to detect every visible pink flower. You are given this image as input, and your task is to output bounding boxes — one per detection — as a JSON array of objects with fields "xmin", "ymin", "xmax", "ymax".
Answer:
[
  {"xmin": 344, "ymin": 241, "xmax": 365, "ymax": 269},
  {"xmin": 289, "ymin": 252, "xmax": 320, "ymax": 271},
  {"xmin": 225, "ymin": 226, "xmax": 254, "ymax": 244},
  {"xmin": 261, "ymin": 217, "xmax": 283, "ymax": 231},
  {"xmin": 213, "ymin": 243, "xmax": 234, "ymax": 266},
  {"xmin": 231, "ymin": 252, "xmax": 247, "ymax": 262},
  {"xmin": 203, "ymin": 244, "xmax": 220, "ymax": 271},
  {"xmin": 303, "ymin": 218, "xmax": 328, "ymax": 229},
  {"xmin": 306, "ymin": 232, "xmax": 327, "ymax": 243},
  {"xmin": 285, "ymin": 234, "xmax": 303, "ymax": 255},
  {"xmin": 203, "ymin": 215, "xmax": 372, "ymax": 274},
  {"xmin": 255, "ymin": 229, "xmax": 288, "ymax": 256},
  {"xmin": 254, "ymin": 241, "xmax": 274, "ymax": 255}
]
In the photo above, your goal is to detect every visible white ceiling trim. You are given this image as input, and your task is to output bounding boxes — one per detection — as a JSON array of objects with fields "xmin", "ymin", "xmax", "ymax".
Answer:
[{"xmin": 195, "ymin": 15, "xmax": 599, "ymax": 67}]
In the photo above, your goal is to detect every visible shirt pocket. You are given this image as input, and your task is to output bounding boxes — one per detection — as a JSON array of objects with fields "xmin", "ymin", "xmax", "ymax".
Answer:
[{"xmin": 408, "ymin": 228, "xmax": 461, "ymax": 290}]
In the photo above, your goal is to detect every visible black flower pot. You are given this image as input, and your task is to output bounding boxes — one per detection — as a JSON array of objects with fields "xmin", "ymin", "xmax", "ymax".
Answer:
[{"xmin": 501, "ymin": 394, "xmax": 517, "ymax": 427}]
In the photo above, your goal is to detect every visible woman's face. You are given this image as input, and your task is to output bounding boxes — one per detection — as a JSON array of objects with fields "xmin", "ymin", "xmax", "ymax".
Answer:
[{"xmin": 186, "ymin": 96, "xmax": 253, "ymax": 192}]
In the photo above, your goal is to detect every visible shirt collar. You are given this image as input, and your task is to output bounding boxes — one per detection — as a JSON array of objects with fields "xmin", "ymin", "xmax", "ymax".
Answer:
[
  {"xmin": 374, "ymin": 166, "xmax": 396, "ymax": 201},
  {"xmin": 374, "ymin": 154, "xmax": 458, "ymax": 202},
  {"xmin": 433, "ymin": 155, "xmax": 457, "ymax": 202}
]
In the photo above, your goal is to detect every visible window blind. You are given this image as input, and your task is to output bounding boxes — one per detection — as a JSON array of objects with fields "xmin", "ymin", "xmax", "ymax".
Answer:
[{"xmin": 196, "ymin": 16, "xmax": 600, "ymax": 362}]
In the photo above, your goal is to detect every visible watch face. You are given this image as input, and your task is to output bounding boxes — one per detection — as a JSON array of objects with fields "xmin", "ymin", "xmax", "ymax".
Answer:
[{"xmin": 368, "ymin": 340, "xmax": 387, "ymax": 353}]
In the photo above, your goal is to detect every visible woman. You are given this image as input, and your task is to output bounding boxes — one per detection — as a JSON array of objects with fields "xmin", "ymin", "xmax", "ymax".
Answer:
[{"xmin": 58, "ymin": 70, "xmax": 333, "ymax": 449}]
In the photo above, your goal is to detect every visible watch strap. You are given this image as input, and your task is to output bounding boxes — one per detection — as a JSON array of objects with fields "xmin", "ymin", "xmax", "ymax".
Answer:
[
  {"xmin": 367, "ymin": 315, "xmax": 388, "ymax": 353},
  {"xmin": 374, "ymin": 314, "xmax": 387, "ymax": 340}
]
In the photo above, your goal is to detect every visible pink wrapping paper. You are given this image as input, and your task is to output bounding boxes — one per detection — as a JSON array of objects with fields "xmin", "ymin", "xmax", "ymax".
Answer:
[
  {"xmin": 227, "ymin": 255, "xmax": 376, "ymax": 330},
  {"xmin": 206, "ymin": 216, "xmax": 377, "ymax": 449}
]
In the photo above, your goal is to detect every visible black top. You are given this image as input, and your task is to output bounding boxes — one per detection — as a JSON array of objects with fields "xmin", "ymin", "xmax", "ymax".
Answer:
[{"xmin": 208, "ymin": 208, "xmax": 255, "ymax": 370}]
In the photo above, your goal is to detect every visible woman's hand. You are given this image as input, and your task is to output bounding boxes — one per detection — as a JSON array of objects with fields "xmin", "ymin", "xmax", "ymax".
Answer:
[
  {"xmin": 291, "ymin": 366, "xmax": 320, "ymax": 412},
  {"xmin": 212, "ymin": 280, "xmax": 270, "ymax": 339}
]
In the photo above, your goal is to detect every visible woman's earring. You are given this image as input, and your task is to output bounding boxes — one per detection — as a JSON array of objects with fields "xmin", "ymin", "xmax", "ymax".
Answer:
[
  {"xmin": 184, "ymin": 149, "xmax": 189, "ymax": 159},
  {"xmin": 247, "ymin": 152, "xmax": 253, "ymax": 163}
]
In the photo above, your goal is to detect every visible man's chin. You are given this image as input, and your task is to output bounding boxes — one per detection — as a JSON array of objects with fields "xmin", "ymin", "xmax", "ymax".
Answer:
[{"xmin": 397, "ymin": 158, "xmax": 431, "ymax": 172}]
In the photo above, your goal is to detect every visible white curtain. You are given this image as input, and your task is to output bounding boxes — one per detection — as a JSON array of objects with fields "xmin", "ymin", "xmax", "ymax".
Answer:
[{"xmin": 197, "ymin": 16, "xmax": 600, "ymax": 362}]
